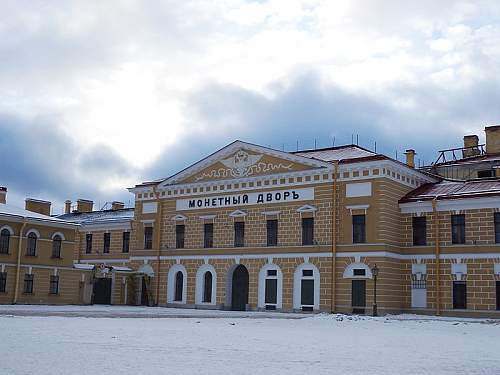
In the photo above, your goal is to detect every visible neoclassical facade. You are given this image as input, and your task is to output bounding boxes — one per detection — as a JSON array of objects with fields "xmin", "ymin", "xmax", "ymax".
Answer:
[{"xmin": 2, "ymin": 126, "xmax": 500, "ymax": 317}]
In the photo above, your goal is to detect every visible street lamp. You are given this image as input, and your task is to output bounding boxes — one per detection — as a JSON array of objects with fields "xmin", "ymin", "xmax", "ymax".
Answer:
[{"xmin": 371, "ymin": 264, "xmax": 379, "ymax": 317}]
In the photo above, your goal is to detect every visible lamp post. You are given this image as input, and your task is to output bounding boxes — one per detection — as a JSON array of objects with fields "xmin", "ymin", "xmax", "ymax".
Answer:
[{"xmin": 372, "ymin": 264, "xmax": 379, "ymax": 317}]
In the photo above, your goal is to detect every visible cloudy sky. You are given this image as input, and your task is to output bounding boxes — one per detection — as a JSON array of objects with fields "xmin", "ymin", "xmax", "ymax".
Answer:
[{"xmin": 1, "ymin": 0, "xmax": 500, "ymax": 212}]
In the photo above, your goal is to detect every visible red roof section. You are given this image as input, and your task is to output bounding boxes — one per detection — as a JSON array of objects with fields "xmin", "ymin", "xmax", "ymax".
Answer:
[{"xmin": 399, "ymin": 179, "xmax": 500, "ymax": 203}]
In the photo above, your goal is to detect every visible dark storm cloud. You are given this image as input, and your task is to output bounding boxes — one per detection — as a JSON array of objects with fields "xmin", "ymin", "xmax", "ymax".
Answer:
[
  {"xmin": 0, "ymin": 114, "xmax": 133, "ymax": 209},
  {"xmin": 145, "ymin": 72, "xmax": 500, "ymax": 182}
]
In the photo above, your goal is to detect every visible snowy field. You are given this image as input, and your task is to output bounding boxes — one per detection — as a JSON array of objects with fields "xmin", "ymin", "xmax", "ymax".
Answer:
[{"xmin": 1, "ymin": 306, "xmax": 499, "ymax": 375}]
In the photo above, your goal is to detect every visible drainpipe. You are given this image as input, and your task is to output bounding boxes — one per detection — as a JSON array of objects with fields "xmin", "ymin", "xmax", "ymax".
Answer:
[
  {"xmin": 13, "ymin": 219, "xmax": 27, "ymax": 304},
  {"xmin": 432, "ymin": 198, "xmax": 441, "ymax": 315},
  {"xmin": 330, "ymin": 161, "xmax": 339, "ymax": 313},
  {"xmin": 153, "ymin": 186, "xmax": 163, "ymax": 306}
]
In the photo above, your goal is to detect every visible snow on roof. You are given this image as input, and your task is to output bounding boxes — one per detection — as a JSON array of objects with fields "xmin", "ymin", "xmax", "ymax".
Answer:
[
  {"xmin": 57, "ymin": 208, "xmax": 134, "ymax": 225},
  {"xmin": 293, "ymin": 145, "xmax": 376, "ymax": 162},
  {"xmin": 400, "ymin": 179, "xmax": 500, "ymax": 202},
  {"xmin": 0, "ymin": 203, "xmax": 75, "ymax": 226}
]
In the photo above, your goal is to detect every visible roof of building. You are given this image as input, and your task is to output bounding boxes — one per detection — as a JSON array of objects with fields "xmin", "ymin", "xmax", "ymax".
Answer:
[
  {"xmin": 56, "ymin": 208, "xmax": 134, "ymax": 225},
  {"xmin": 399, "ymin": 178, "xmax": 500, "ymax": 203},
  {"xmin": 0, "ymin": 203, "xmax": 76, "ymax": 227},
  {"xmin": 433, "ymin": 153, "xmax": 500, "ymax": 167},
  {"xmin": 293, "ymin": 144, "xmax": 377, "ymax": 162}
]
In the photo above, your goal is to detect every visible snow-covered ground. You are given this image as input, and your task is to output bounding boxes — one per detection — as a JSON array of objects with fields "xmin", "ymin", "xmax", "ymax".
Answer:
[{"xmin": 1, "ymin": 306, "xmax": 499, "ymax": 375}]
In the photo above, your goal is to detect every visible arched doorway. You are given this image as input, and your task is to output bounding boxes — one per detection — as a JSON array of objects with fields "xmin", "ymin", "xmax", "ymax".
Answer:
[{"xmin": 231, "ymin": 264, "xmax": 249, "ymax": 311}]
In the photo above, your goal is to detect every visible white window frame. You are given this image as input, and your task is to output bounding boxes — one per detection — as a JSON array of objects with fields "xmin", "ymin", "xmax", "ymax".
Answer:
[
  {"xmin": 258, "ymin": 263, "xmax": 283, "ymax": 310},
  {"xmin": 167, "ymin": 264, "xmax": 187, "ymax": 304},
  {"xmin": 293, "ymin": 263, "xmax": 320, "ymax": 311},
  {"xmin": 195, "ymin": 264, "xmax": 217, "ymax": 305}
]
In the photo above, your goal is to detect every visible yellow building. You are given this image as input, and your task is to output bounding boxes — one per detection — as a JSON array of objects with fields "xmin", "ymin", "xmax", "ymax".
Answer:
[
  {"xmin": 0, "ymin": 192, "xmax": 89, "ymax": 305},
  {"xmin": 3, "ymin": 125, "xmax": 500, "ymax": 317}
]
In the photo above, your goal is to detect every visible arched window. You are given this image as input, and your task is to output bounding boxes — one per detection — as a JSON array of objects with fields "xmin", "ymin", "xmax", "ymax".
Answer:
[
  {"xmin": 174, "ymin": 271, "xmax": 184, "ymax": 302},
  {"xmin": 258, "ymin": 264, "xmax": 283, "ymax": 310},
  {"xmin": 203, "ymin": 271, "xmax": 213, "ymax": 303},
  {"xmin": 26, "ymin": 232, "xmax": 38, "ymax": 256},
  {"xmin": 167, "ymin": 264, "xmax": 187, "ymax": 304},
  {"xmin": 0, "ymin": 229, "xmax": 10, "ymax": 254},
  {"xmin": 195, "ymin": 264, "xmax": 217, "ymax": 305},
  {"xmin": 52, "ymin": 235, "xmax": 62, "ymax": 258},
  {"xmin": 293, "ymin": 263, "xmax": 320, "ymax": 312}
]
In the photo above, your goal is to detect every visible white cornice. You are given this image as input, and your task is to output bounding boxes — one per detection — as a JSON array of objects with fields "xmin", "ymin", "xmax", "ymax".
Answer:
[{"xmin": 400, "ymin": 196, "xmax": 500, "ymax": 214}]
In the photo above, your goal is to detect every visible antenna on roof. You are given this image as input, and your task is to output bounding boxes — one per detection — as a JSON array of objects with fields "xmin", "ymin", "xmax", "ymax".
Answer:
[
  {"xmin": 374, "ymin": 141, "xmax": 377, "ymax": 153},
  {"xmin": 395, "ymin": 150, "xmax": 398, "ymax": 160},
  {"xmin": 314, "ymin": 139, "xmax": 317, "ymax": 149},
  {"xmin": 356, "ymin": 134, "xmax": 359, "ymax": 146},
  {"xmin": 296, "ymin": 140, "xmax": 299, "ymax": 151},
  {"xmin": 333, "ymin": 136, "xmax": 336, "ymax": 147}
]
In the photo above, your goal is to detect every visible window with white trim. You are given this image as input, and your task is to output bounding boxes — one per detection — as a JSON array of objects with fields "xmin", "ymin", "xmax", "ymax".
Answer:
[
  {"xmin": 24, "ymin": 273, "xmax": 33, "ymax": 294},
  {"xmin": 52, "ymin": 235, "xmax": 62, "ymax": 258},
  {"xmin": 26, "ymin": 232, "xmax": 37, "ymax": 256},
  {"xmin": 49, "ymin": 275, "xmax": 59, "ymax": 295},
  {"xmin": 264, "ymin": 269, "xmax": 278, "ymax": 310},
  {"xmin": 0, "ymin": 228, "xmax": 10, "ymax": 254}
]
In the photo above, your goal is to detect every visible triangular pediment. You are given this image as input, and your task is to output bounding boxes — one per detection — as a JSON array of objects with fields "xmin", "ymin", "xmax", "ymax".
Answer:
[{"xmin": 159, "ymin": 141, "xmax": 331, "ymax": 186}]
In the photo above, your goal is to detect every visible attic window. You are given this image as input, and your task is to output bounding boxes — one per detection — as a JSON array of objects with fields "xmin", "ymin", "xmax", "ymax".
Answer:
[{"xmin": 478, "ymin": 170, "xmax": 494, "ymax": 178}]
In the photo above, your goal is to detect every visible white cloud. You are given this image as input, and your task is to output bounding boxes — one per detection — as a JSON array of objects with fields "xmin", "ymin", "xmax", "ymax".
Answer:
[{"xmin": 1, "ymin": 0, "xmax": 500, "ymax": 202}]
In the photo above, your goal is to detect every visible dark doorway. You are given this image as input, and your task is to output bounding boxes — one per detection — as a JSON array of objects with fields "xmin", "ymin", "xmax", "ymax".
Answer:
[
  {"xmin": 496, "ymin": 281, "xmax": 500, "ymax": 311},
  {"xmin": 93, "ymin": 278, "xmax": 112, "ymax": 305},
  {"xmin": 453, "ymin": 281, "xmax": 467, "ymax": 309},
  {"xmin": 141, "ymin": 277, "xmax": 150, "ymax": 306},
  {"xmin": 231, "ymin": 265, "xmax": 249, "ymax": 311},
  {"xmin": 352, "ymin": 279, "xmax": 366, "ymax": 314}
]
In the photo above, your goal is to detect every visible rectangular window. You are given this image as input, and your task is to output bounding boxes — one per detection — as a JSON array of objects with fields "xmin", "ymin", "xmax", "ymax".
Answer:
[
  {"xmin": 122, "ymin": 232, "xmax": 130, "ymax": 253},
  {"xmin": 176, "ymin": 224, "xmax": 185, "ymax": 249},
  {"xmin": 0, "ymin": 272, "xmax": 6, "ymax": 293},
  {"xmin": 265, "ymin": 279, "xmax": 277, "ymax": 304},
  {"xmin": 204, "ymin": 223, "xmax": 213, "ymax": 249},
  {"xmin": 24, "ymin": 274, "xmax": 33, "ymax": 294},
  {"xmin": 352, "ymin": 214, "xmax": 366, "ymax": 244},
  {"xmin": 234, "ymin": 222, "xmax": 245, "ymax": 247},
  {"xmin": 302, "ymin": 217, "xmax": 314, "ymax": 245},
  {"xmin": 49, "ymin": 275, "xmax": 59, "ymax": 295},
  {"xmin": 144, "ymin": 226, "xmax": 153, "ymax": 250},
  {"xmin": 412, "ymin": 216, "xmax": 427, "ymax": 246},
  {"xmin": 266, "ymin": 219, "xmax": 278, "ymax": 247},
  {"xmin": 103, "ymin": 233, "xmax": 111, "ymax": 253},
  {"xmin": 453, "ymin": 281, "xmax": 467, "ymax": 309},
  {"xmin": 353, "ymin": 269, "xmax": 366, "ymax": 276},
  {"xmin": 85, "ymin": 233, "xmax": 92, "ymax": 254},
  {"xmin": 451, "ymin": 214, "xmax": 466, "ymax": 244},
  {"xmin": 267, "ymin": 269, "xmax": 277, "ymax": 277},
  {"xmin": 495, "ymin": 213, "xmax": 500, "ymax": 244},
  {"xmin": 301, "ymin": 279, "xmax": 314, "ymax": 306}
]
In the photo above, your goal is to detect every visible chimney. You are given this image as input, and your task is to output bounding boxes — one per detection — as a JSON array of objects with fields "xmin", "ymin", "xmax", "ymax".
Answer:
[
  {"xmin": 111, "ymin": 201, "xmax": 125, "ymax": 210},
  {"xmin": 404, "ymin": 149, "xmax": 416, "ymax": 168},
  {"xmin": 485, "ymin": 125, "xmax": 500, "ymax": 154},
  {"xmin": 65, "ymin": 200, "xmax": 72, "ymax": 214},
  {"xmin": 77, "ymin": 199, "xmax": 93, "ymax": 213},
  {"xmin": 25, "ymin": 198, "xmax": 51, "ymax": 216},
  {"xmin": 0, "ymin": 187, "xmax": 6, "ymax": 204},
  {"xmin": 463, "ymin": 135, "xmax": 480, "ymax": 158}
]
